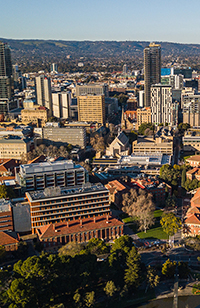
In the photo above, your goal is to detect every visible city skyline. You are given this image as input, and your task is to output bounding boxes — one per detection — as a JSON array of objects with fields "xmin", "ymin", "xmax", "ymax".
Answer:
[{"xmin": 1, "ymin": 0, "xmax": 200, "ymax": 44}]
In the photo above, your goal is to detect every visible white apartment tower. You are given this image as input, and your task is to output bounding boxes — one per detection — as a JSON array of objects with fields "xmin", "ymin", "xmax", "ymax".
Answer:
[
  {"xmin": 35, "ymin": 75, "xmax": 52, "ymax": 116},
  {"xmin": 52, "ymin": 92, "xmax": 71, "ymax": 119},
  {"xmin": 151, "ymin": 84, "xmax": 178, "ymax": 125}
]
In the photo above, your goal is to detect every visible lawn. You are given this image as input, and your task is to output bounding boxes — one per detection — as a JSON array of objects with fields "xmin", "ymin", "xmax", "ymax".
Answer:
[
  {"xmin": 137, "ymin": 226, "xmax": 168, "ymax": 240},
  {"xmin": 154, "ymin": 209, "xmax": 164, "ymax": 218}
]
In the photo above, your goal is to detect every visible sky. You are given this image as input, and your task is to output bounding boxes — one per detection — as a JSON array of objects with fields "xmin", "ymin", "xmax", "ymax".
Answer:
[{"xmin": 1, "ymin": 0, "xmax": 200, "ymax": 44}]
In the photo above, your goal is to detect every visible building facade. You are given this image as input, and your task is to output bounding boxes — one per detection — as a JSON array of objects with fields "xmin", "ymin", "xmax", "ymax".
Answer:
[
  {"xmin": 0, "ymin": 135, "xmax": 32, "ymax": 160},
  {"xmin": 35, "ymin": 75, "xmax": 52, "ymax": 116},
  {"xmin": 0, "ymin": 41, "xmax": 16, "ymax": 114},
  {"xmin": 78, "ymin": 95, "xmax": 105, "ymax": 125},
  {"xmin": 0, "ymin": 199, "xmax": 13, "ymax": 232},
  {"xmin": 136, "ymin": 107, "xmax": 151, "ymax": 129},
  {"xmin": 25, "ymin": 183, "xmax": 110, "ymax": 232},
  {"xmin": 182, "ymin": 94, "xmax": 200, "ymax": 127},
  {"xmin": 144, "ymin": 43, "xmax": 161, "ymax": 107},
  {"xmin": 36, "ymin": 216, "xmax": 123, "ymax": 250},
  {"xmin": 76, "ymin": 83, "xmax": 109, "ymax": 97},
  {"xmin": 52, "ymin": 92, "xmax": 71, "ymax": 119},
  {"xmin": 16, "ymin": 160, "xmax": 88, "ymax": 193},
  {"xmin": 21, "ymin": 106, "xmax": 48, "ymax": 127},
  {"xmin": 151, "ymin": 84, "xmax": 178, "ymax": 125},
  {"xmin": 42, "ymin": 126, "xmax": 86, "ymax": 148}
]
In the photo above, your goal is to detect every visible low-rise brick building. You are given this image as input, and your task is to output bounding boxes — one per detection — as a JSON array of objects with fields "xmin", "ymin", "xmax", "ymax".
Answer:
[{"xmin": 36, "ymin": 215, "xmax": 124, "ymax": 251}]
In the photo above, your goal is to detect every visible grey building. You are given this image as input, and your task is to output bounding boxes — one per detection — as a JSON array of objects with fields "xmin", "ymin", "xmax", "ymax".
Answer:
[
  {"xmin": 0, "ymin": 41, "xmax": 17, "ymax": 114},
  {"xmin": 52, "ymin": 91, "xmax": 71, "ymax": 119},
  {"xmin": 183, "ymin": 94, "xmax": 200, "ymax": 127},
  {"xmin": 144, "ymin": 43, "xmax": 161, "ymax": 107},
  {"xmin": 35, "ymin": 75, "xmax": 52, "ymax": 116},
  {"xmin": 42, "ymin": 126, "xmax": 86, "ymax": 148},
  {"xmin": 15, "ymin": 159, "xmax": 89, "ymax": 193},
  {"xmin": 76, "ymin": 83, "xmax": 109, "ymax": 97}
]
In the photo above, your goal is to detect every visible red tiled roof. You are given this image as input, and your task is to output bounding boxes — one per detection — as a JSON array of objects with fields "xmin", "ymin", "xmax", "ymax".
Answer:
[
  {"xmin": 0, "ymin": 159, "xmax": 19, "ymax": 174},
  {"xmin": 105, "ymin": 180, "xmax": 127, "ymax": 192},
  {"xmin": 28, "ymin": 155, "xmax": 46, "ymax": 164},
  {"xmin": 37, "ymin": 216, "xmax": 123, "ymax": 240},
  {"xmin": 0, "ymin": 231, "xmax": 19, "ymax": 246},
  {"xmin": 186, "ymin": 156, "xmax": 200, "ymax": 163},
  {"xmin": 186, "ymin": 168, "xmax": 199, "ymax": 175},
  {"xmin": 191, "ymin": 188, "xmax": 200, "ymax": 207},
  {"xmin": 185, "ymin": 213, "xmax": 200, "ymax": 225}
]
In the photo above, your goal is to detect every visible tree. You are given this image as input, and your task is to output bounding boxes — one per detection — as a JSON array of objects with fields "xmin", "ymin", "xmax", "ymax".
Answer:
[
  {"xmin": 0, "ymin": 246, "xmax": 5, "ymax": 261},
  {"xmin": 124, "ymin": 247, "xmax": 141, "ymax": 289},
  {"xmin": 90, "ymin": 134, "xmax": 105, "ymax": 152},
  {"xmin": 111, "ymin": 235, "xmax": 133, "ymax": 254},
  {"xmin": 58, "ymin": 242, "xmax": 84, "ymax": 257},
  {"xmin": 160, "ymin": 213, "xmax": 182, "ymax": 237},
  {"xmin": 0, "ymin": 185, "xmax": 15, "ymax": 199},
  {"xmin": 146, "ymin": 265, "xmax": 160, "ymax": 289},
  {"xmin": 122, "ymin": 189, "xmax": 155, "ymax": 233},
  {"xmin": 165, "ymin": 195, "xmax": 177, "ymax": 208},
  {"xmin": 86, "ymin": 238, "xmax": 109, "ymax": 255},
  {"xmin": 84, "ymin": 291, "xmax": 95, "ymax": 307},
  {"xmin": 181, "ymin": 168, "xmax": 186, "ymax": 188},
  {"xmin": 138, "ymin": 123, "xmax": 155, "ymax": 135},
  {"xmin": 162, "ymin": 259, "xmax": 176, "ymax": 278},
  {"xmin": 104, "ymin": 281, "xmax": 117, "ymax": 298}
]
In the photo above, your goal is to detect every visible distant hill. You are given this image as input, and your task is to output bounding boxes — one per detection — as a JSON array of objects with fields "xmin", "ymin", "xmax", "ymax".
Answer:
[{"xmin": 1, "ymin": 38, "xmax": 200, "ymax": 59}]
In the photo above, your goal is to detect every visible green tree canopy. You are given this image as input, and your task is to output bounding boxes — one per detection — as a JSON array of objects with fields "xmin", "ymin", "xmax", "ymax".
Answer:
[
  {"xmin": 138, "ymin": 123, "xmax": 155, "ymax": 135},
  {"xmin": 160, "ymin": 213, "xmax": 182, "ymax": 236},
  {"xmin": 124, "ymin": 247, "xmax": 141, "ymax": 289},
  {"xmin": 162, "ymin": 259, "xmax": 176, "ymax": 278},
  {"xmin": 0, "ymin": 185, "xmax": 15, "ymax": 199}
]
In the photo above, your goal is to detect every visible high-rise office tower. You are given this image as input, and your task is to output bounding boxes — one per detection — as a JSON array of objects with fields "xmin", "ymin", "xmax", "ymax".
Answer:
[
  {"xmin": 77, "ymin": 95, "xmax": 105, "ymax": 124},
  {"xmin": 144, "ymin": 43, "xmax": 161, "ymax": 107},
  {"xmin": 0, "ymin": 42, "xmax": 15, "ymax": 113},
  {"xmin": 35, "ymin": 75, "xmax": 52, "ymax": 116},
  {"xmin": 50, "ymin": 63, "xmax": 58, "ymax": 74}
]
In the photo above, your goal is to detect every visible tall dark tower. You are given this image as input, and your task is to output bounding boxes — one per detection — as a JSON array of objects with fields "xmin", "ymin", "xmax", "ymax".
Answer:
[
  {"xmin": 0, "ymin": 42, "xmax": 14, "ymax": 113},
  {"xmin": 144, "ymin": 43, "xmax": 161, "ymax": 107}
]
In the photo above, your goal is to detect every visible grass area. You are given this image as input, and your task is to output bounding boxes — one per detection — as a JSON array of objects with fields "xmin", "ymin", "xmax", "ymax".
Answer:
[
  {"xmin": 137, "ymin": 226, "xmax": 168, "ymax": 240},
  {"xmin": 154, "ymin": 209, "xmax": 164, "ymax": 218}
]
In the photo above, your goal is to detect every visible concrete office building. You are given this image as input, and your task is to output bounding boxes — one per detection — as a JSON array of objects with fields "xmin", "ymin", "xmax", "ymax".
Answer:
[
  {"xmin": 25, "ymin": 183, "xmax": 110, "ymax": 232},
  {"xmin": 151, "ymin": 84, "xmax": 178, "ymax": 125},
  {"xmin": 132, "ymin": 137, "xmax": 173, "ymax": 156},
  {"xmin": 52, "ymin": 92, "xmax": 71, "ymax": 119},
  {"xmin": 78, "ymin": 95, "xmax": 105, "ymax": 124},
  {"xmin": 16, "ymin": 160, "xmax": 88, "ymax": 193},
  {"xmin": 144, "ymin": 43, "xmax": 161, "ymax": 107},
  {"xmin": 35, "ymin": 75, "xmax": 53, "ymax": 116},
  {"xmin": 182, "ymin": 94, "xmax": 200, "ymax": 127},
  {"xmin": 0, "ymin": 135, "xmax": 32, "ymax": 160},
  {"xmin": 42, "ymin": 126, "xmax": 86, "ymax": 148},
  {"xmin": 76, "ymin": 83, "xmax": 109, "ymax": 97},
  {"xmin": 139, "ymin": 90, "xmax": 144, "ymax": 107}
]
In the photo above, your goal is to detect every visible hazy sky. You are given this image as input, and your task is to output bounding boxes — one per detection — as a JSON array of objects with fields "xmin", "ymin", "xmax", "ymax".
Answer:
[{"xmin": 1, "ymin": 0, "xmax": 200, "ymax": 43}]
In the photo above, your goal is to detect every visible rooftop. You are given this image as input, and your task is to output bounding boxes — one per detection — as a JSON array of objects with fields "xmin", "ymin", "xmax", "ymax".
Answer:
[
  {"xmin": 26, "ymin": 183, "xmax": 108, "ymax": 201},
  {"xmin": 19, "ymin": 159, "xmax": 83, "ymax": 176},
  {"xmin": 0, "ymin": 199, "xmax": 12, "ymax": 212},
  {"xmin": 37, "ymin": 215, "xmax": 123, "ymax": 239}
]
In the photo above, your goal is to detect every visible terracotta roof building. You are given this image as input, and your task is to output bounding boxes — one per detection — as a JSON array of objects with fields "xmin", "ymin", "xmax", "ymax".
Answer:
[
  {"xmin": 105, "ymin": 180, "xmax": 127, "ymax": 207},
  {"xmin": 186, "ymin": 156, "xmax": 200, "ymax": 167},
  {"xmin": 0, "ymin": 231, "xmax": 19, "ymax": 251},
  {"xmin": 36, "ymin": 215, "xmax": 124, "ymax": 251},
  {"xmin": 184, "ymin": 188, "xmax": 200, "ymax": 237}
]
